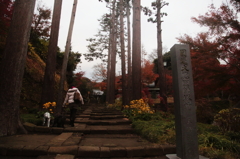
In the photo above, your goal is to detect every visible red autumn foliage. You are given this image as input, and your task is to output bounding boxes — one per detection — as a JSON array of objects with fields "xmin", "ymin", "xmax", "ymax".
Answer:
[
  {"xmin": 177, "ymin": 2, "xmax": 240, "ymax": 99},
  {"xmin": 142, "ymin": 59, "xmax": 159, "ymax": 85},
  {"xmin": 0, "ymin": 0, "xmax": 13, "ymax": 49},
  {"xmin": 94, "ymin": 81, "xmax": 107, "ymax": 91},
  {"xmin": 74, "ymin": 71, "xmax": 85, "ymax": 87}
]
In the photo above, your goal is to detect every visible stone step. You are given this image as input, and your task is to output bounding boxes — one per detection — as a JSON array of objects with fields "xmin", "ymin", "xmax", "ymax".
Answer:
[
  {"xmin": 74, "ymin": 118, "xmax": 131, "ymax": 125},
  {"xmin": 91, "ymin": 112, "xmax": 123, "ymax": 115},
  {"xmin": 89, "ymin": 115, "xmax": 125, "ymax": 120},
  {"xmin": 47, "ymin": 145, "xmax": 175, "ymax": 158},
  {"xmin": 63, "ymin": 125, "xmax": 135, "ymax": 134}
]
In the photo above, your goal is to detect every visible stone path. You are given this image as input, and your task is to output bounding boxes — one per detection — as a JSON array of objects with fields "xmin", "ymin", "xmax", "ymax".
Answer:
[{"xmin": 0, "ymin": 104, "xmax": 176, "ymax": 159}]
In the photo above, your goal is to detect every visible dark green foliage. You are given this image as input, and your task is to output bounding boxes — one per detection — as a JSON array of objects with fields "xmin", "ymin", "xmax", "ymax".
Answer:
[
  {"xmin": 20, "ymin": 114, "xmax": 42, "ymax": 126},
  {"xmin": 197, "ymin": 123, "xmax": 220, "ymax": 134},
  {"xmin": 198, "ymin": 133, "xmax": 240, "ymax": 153},
  {"xmin": 153, "ymin": 52, "xmax": 171, "ymax": 74},
  {"xmin": 123, "ymin": 108, "xmax": 240, "ymax": 158},
  {"xmin": 197, "ymin": 123, "xmax": 240, "ymax": 158},
  {"xmin": 225, "ymin": 131, "xmax": 240, "ymax": 143},
  {"xmin": 29, "ymin": 32, "xmax": 49, "ymax": 61},
  {"xmin": 196, "ymin": 99, "xmax": 230, "ymax": 124},
  {"xmin": 214, "ymin": 108, "xmax": 240, "ymax": 133},
  {"xmin": 129, "ymin": 112, "xmax": 175, "ymax": 143},
  {"xmin": 30, "ymin": 5, "xmax": 51, "ymax": 62},
  {"xmin": 132, "ymin": 120, "xmax": 175, "ymax": 143}
]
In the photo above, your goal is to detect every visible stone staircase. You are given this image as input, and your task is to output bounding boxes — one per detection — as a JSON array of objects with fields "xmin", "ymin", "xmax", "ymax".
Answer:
[
  {"xmin": 69, "ymin": 105, "xmax": 175, "ymax": 158},
  {"xmin": 1, "ymin": 104, "xmax": 176, "ymax": 159}
]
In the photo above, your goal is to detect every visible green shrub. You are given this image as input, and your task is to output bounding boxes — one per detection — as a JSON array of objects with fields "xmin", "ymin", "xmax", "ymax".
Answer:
[
  {"xmin": 225, "ymin": 131, "xmax": 240, "ymax": 143},
  {"xmin": 197, "ymin": 123, "xmax": 220, "ymax": 134},
  {"xmin": 198, "ymin": 133, "xmax": 240, "ymax": 154},
  {"xmin": 199, "ymin": 146, "xmax": 236, "ymax": 159},
  {"xmin": 132, "ymin": 120, "xmax": 175, "ymax": 144},
  {"xmin": 214, "ymin": 108, "xmax": 240, "ymax": 133}
]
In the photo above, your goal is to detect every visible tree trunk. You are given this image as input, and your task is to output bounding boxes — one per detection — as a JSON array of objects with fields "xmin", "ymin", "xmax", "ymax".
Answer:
[
  {"xmin": 57, "ymin": 0, "xmax": 78, "ymax": 114},
  {"xmin": 0, "ymin": 0, "xmax": 36, "ymax": 136},
  {"xmin": 106, "ymin": 3, "xmax": 113, "ymax": 104},
  {"xmin": 41, "ymin": 0, "xmax": 62, "ymax": 107},
  {"xmin": 157, "ymin": 0, "xmax": 168, "ymax": 111},
  {"xmin": 107, "ymin": 0, "xmax": 117, "ymax": 104},
  {"xmin": 120, "ymin": 0, "xmax": 127, "ymax": 106},
  {"xmin": 106, "ymin": 32, "xmax": 112, "ymax": 103},
  {"xmin": 110, "ymin": 0, "xmax": 117, "ymax": 104},
  {"xmin": 126, "ymin": 0, "xmax": 132, "ymax": 104},
  {"xmin": 132, "ymin": 0, "xmax": 141, "ymax": 100}
]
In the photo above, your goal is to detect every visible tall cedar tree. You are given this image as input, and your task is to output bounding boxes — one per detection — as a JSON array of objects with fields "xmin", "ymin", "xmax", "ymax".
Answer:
[
  {"xmin": 41, "ymin": 0, "xmax": 62, "ymax": 107},
  {"xmin": 126, "ymin": 0, "xmax": 132, "ymax": 104},
  {"xmin": 109, "ymin": 0, "xmax": 117, "ymax": 104},
  {"xmin": 132, "ymin": 0, "xmax": 141, "ymax": 100},
  {"xmin": 87, "ymin": 1, "xmax": 130, "ymax": 104},
  {"xmin": 142, "ymin": 0, "xmax": 168, "ymax": 110},
  {"xmin": 178, "ymin": 1, "xmax": 240, "ymax": 100},
  {"xmin": 0, "ymin": 0, "xmax": 36, "ymax": 136},
  {"xmin": 57, "ymin": 0, "xmax": 78, "ymax": 114},
  {"xmin": 119, "ymin": 0, "xmax": 127, "ymax": 106}
]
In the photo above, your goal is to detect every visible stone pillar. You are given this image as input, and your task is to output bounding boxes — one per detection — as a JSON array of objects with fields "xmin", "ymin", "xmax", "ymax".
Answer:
[{"xmin": 169, "ymin": 44, "xmax": 199, "ymax": 159}]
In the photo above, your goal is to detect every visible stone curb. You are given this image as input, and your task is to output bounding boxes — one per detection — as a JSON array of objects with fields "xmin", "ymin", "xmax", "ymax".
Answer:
[{"xmin": 0, "ymin": 144, "xmax": 176, "ymax": 158}]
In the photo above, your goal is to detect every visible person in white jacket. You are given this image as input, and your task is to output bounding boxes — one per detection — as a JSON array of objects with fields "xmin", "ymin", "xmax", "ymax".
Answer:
[{"xmin": 63, "ymin": 86, "xmax": 84, "ymax": 127}]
